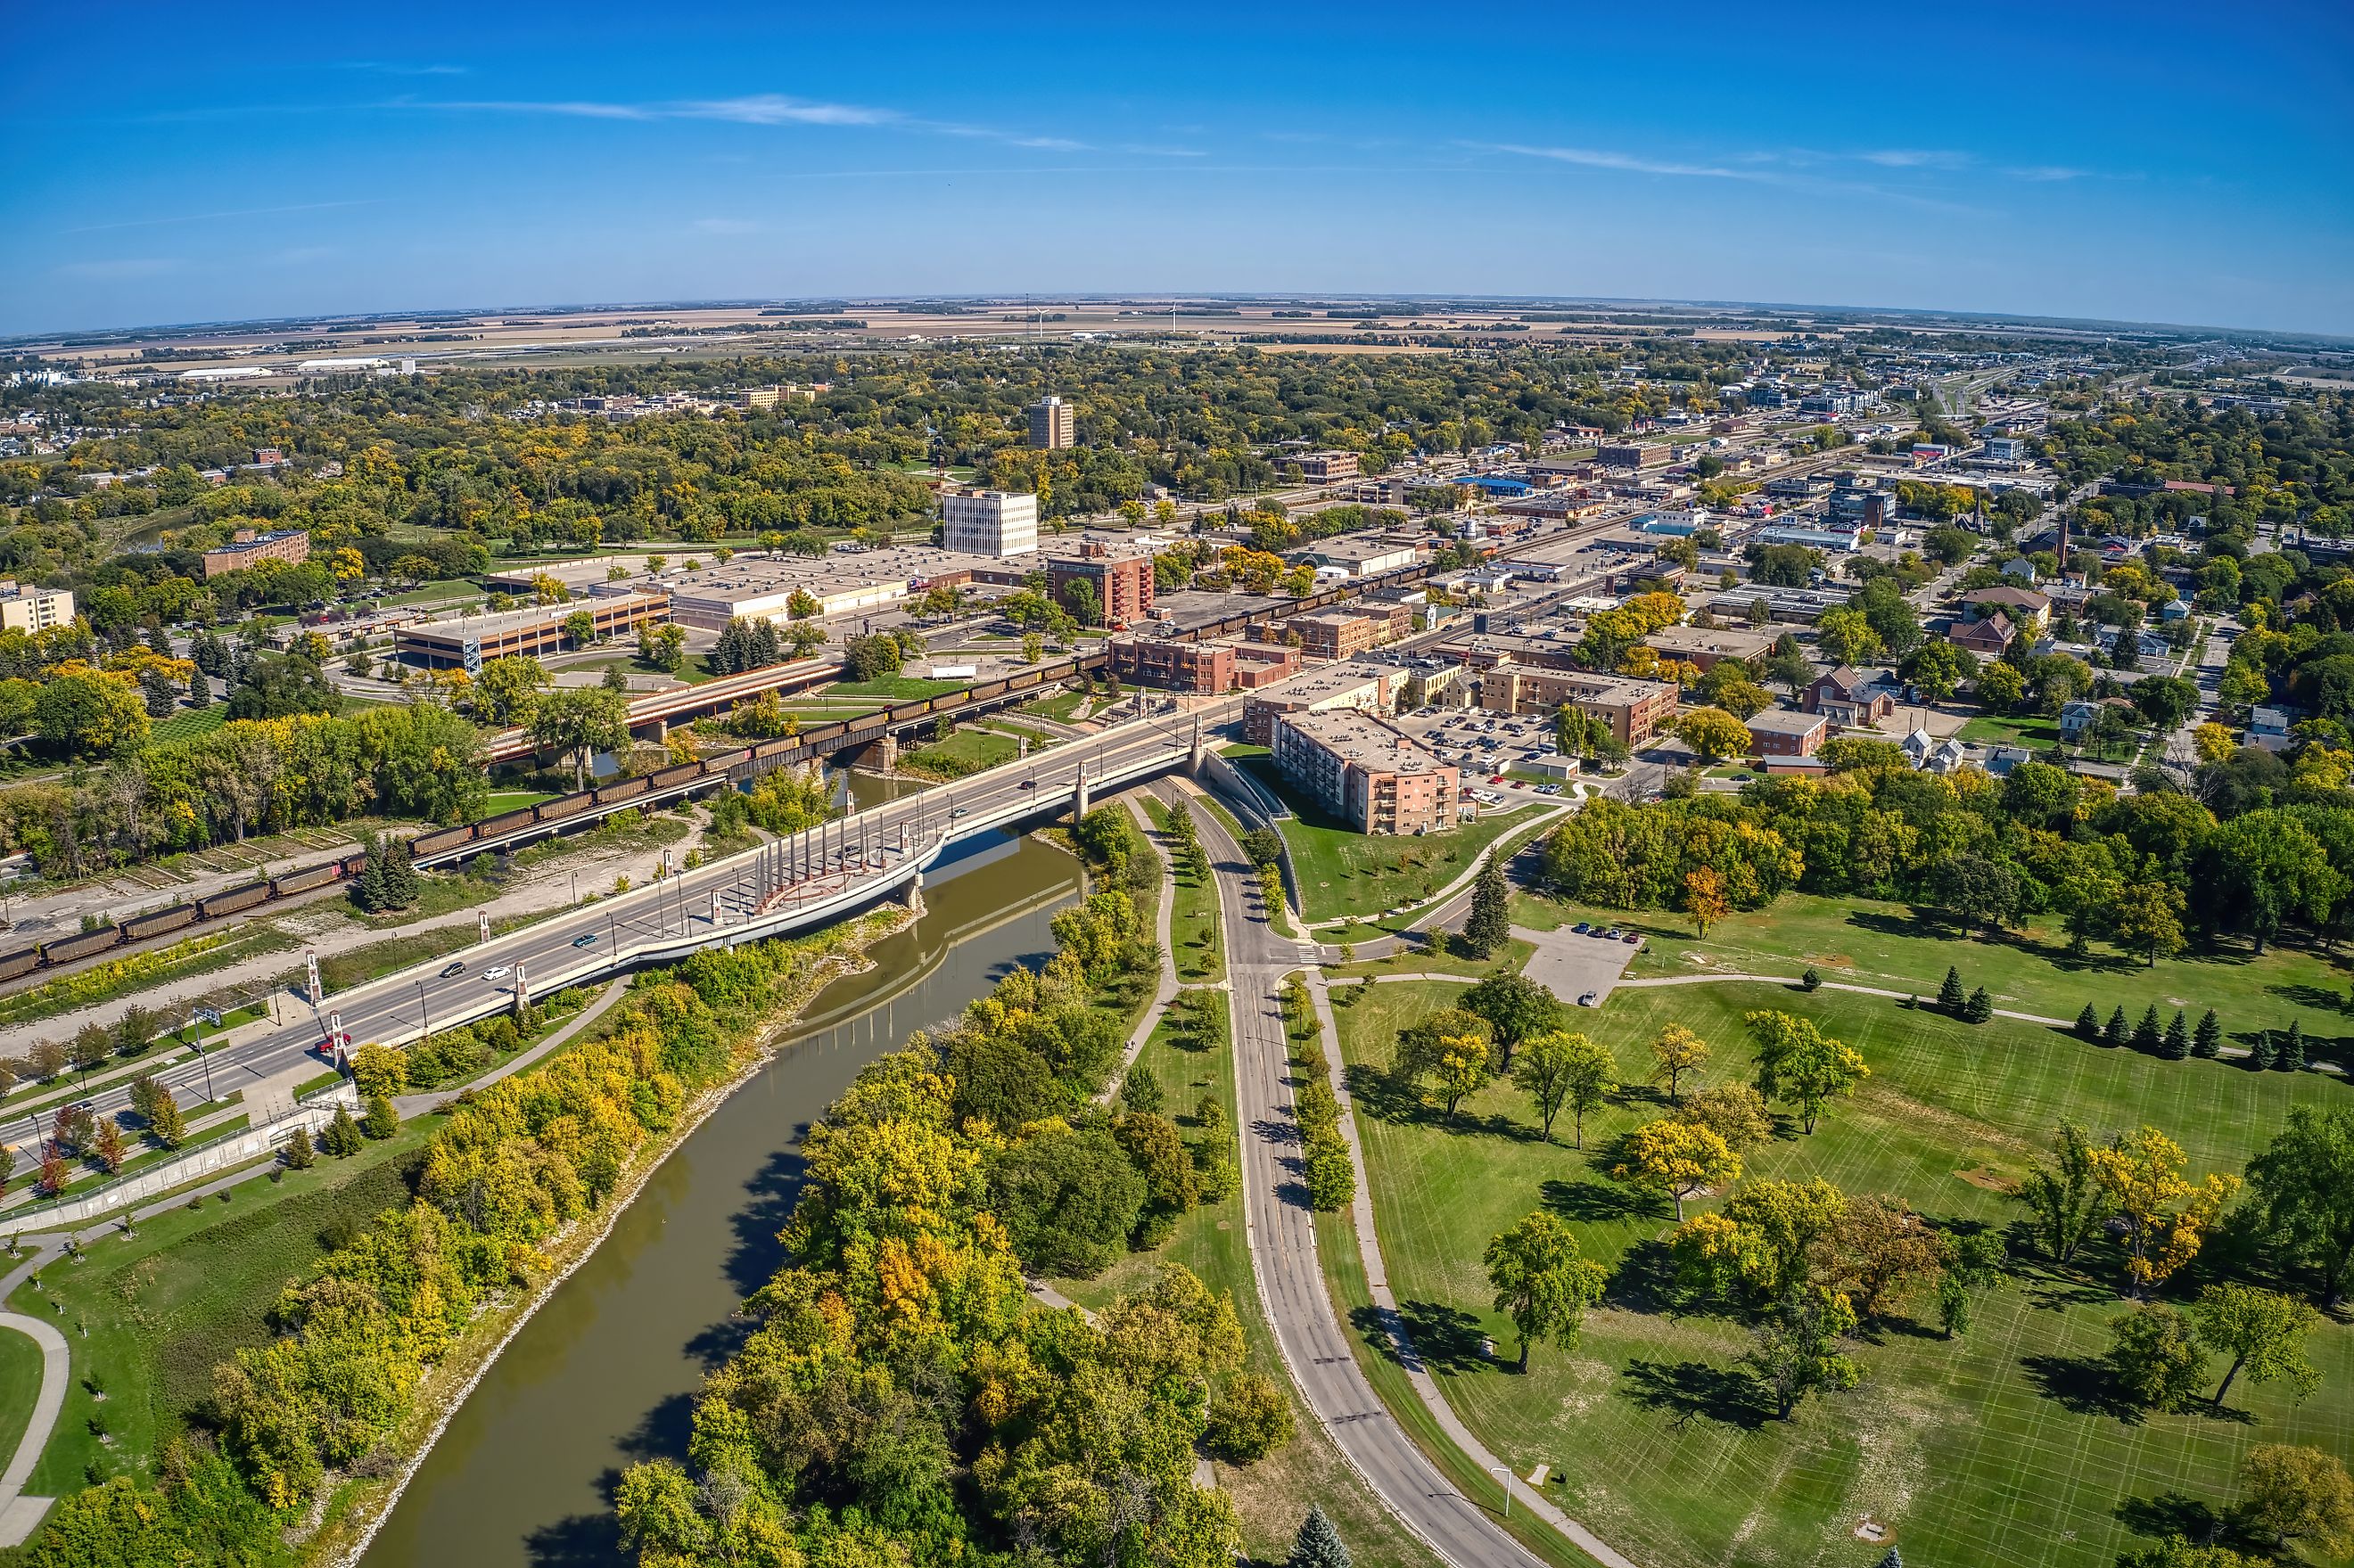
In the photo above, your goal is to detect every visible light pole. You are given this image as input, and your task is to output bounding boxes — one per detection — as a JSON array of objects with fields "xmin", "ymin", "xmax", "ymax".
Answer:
[
  {"xmin": 1491, "ymin": 1465, "xmax": 1511, "ymax": 1519},
  {"xmin": 191, "ymin": 1041, "xmax": 214, "ymax": 1104}
]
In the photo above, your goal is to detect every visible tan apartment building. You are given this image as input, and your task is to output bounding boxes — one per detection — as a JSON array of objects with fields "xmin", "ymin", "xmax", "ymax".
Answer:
[
  {"xmin": 1241, "ymin": 661, "xmax": 1401, "ymax": 744},
  {"xmin": 202, "ymin": 527, "xmax": 310, "ymax": 579},
  {"xmin": 1291, "ymin": 610, "xmax": 1387, "ymax": 661},
  {"xmin": 1482, "ymin": 665, "xmax": 1678, "ymax": 744},
  {"xmin": 1271, "ymin": 710, "xmax": 1459, "ymax": 835}
]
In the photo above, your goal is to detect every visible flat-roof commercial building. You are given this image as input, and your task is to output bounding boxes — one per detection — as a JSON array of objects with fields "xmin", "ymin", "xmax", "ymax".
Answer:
[
  {"xmin": 0, "ymin": 581, "xmax": 74, "ymax": 634},
  {"xmin": 1271, "ymin": 710, "xmax": 1459, "ymax": 836},
  {"xmin": 1028, "ymin": 395, "xmax": 1075, "ymax": 449},
  {"xmin": 1294, "ymin": 451, "xmax": 1361, "ymax": 481},
  {"xmin": 1482, "ymin": 666, "xmax": 1678, "ymax": 744},
  {"xmin": 1745, "ymin": 707, "xmax": 1829, "ymax": 759},
  {"xmin": 1242, "ymin": 661, "xmax": 1402, "ymax": 744},
  {"xmin": 1047, "ymin": 541, "xmax": 1156, "ymax": 628},
  {"xmin": 395, "ymin": 592, "xmax": 668, "ymax": 674},
  {"xmin": 202, "ymin": 528, "xmax": 310, "ymax": 579},
  {"xmin": 1108, "ymin": 635, "xmax": 1234, "ymax": 695},
  {"xmin": 1291, "ymin": 610, "xmax": 1388, "ymax": 661},
  {"xmin": 1597, "ymin": 443, "xmax": 1672, "ymax": 472},
  {"xmin": 1644, "ymin": 625, "xmax": 1776, "ymax": 671},
  {"xmin": 1303, "ymin": 538, "xmax": 1420, "ymax": 577},
  {"xmin": 941, "ymin": 488, "xmax": 1040, "ymax": 559},
  {"xmin": 1230, "ymin": 642, "xmax": 1301, "ymax": 688}
]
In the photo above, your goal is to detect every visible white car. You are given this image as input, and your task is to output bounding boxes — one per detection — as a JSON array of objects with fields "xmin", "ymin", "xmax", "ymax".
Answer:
[{"xmin": 483, "ymin": 965, "xmax": 514, "ymax": 981}]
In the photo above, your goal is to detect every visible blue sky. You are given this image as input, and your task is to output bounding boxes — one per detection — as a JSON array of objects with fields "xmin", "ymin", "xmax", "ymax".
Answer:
[{"xmin": 4, "ymin": 0, "xmax": 2350, "ymax": 337}]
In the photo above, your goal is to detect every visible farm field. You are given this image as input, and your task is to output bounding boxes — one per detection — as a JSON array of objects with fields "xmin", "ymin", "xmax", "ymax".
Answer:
[{"xmin": 1328, "ymin": 975, "xmax": 2354, "ymax": 1568}]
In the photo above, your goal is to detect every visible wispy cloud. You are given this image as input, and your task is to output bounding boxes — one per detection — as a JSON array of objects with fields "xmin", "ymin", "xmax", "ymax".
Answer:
[
  {"xmin": 2007, "ymin": 165, "xmax": 2092, "ymax": 182},
  {"xmin": 1477, "ymin": 142, "xmax": 1757, "ymax": 180},
  {"xmin": 1857, "ymin": 148, "xmax": 1975, "ymax": 170},
  {"xmin": 1474, "ymin": 141, "xmax": 1988, "ymax": 215},
  {"xmin": 61, "ymin": 198, "xmax": 384, "ymax": 235},
  {"xmin": 335, "ymin": 61, "xmax": 466, "ymax": 77},
  {"xmin": 400, "ymin": 92, "xmax": 1171, "ymax": 155},
  {"xmin": 56, "ymin": 258, "xmax": 178, "ymax": 280}
]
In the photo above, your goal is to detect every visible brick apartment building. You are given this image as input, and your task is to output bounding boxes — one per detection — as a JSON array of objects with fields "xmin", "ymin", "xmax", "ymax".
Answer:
[
  {"xmin": 1482, "ymin": 665, "xmax": 1677, "ymax": 744},
  {"xmin": 1047, "ymin": 541, "xmax": 1156, "ymax": 628},
  {"xmin": 1745, "ymin": 708, "xmax": 1829, "ymax": 759},
  {"xmin": 1290, "ymin": 610, "xmax": 1387, "ymax": 661},
  {"xmin": 1108, "ymin": 635, "xmax": 1234, "ymax": 694},
  {"xmin": 202, "ymin": 527, "xmax": 311, "ymax": 579},
  {"xmin": 1271, "ymin": 710, "xmax": 1459, "ymax": 835}
]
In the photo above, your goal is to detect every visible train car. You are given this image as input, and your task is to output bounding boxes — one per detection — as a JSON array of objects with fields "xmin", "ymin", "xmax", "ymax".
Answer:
[
  {"xmin": 273, "ymin": 861, "xmax": 342, "ymax": 896},
  {"xmin": 534, "ymin": 793, "xmax": 595, "ymax": 825},
  {"xmin": 0, "ymin": 945, "xmax": 38, "ymax": 982},
  {"xmin": 965, "ymin": 677, "xmax": 1008, "ymax": 702},
  {"xmin": 41, "ymin": 927, "xmax": 124, "ymax": 966},
  {"xmin": 749, "ymin": 738, "xmax": 797, "ymax": 764},
  {"xmin": 339, "ymin": 850, "xmax": 370, "ymax": 877},
  {"xmin": 474, "ymin": 807, "xmax": 539, "ymax": 840},
  {"xmin": 647, "ymin": 761, "xmax": 703, "ymax": 791},
  {"xmin": 407, "ymin": 825, "xmax": 478, "ymax": 859},
  {"xmin": 197, "ymin": 881, "xmax": 272, "ymax": 919},
  {"xmin": 121, "ymin": 904, "xmax": 199, "ymax": 943},
  {"xmin": 594, "ymin": 775, "xmax": 652, "ymax": 806},
  {"xmin": 701, "ymin": 748, "xmax": 751, "ymax": 774}
]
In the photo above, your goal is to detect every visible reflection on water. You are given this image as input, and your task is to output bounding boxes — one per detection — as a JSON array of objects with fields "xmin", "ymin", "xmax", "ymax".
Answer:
[{"xmin": 357, "ymin": 822, "xmax": 1076, "ymax": 1568}]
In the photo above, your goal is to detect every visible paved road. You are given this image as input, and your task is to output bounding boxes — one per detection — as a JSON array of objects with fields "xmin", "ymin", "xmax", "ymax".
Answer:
[
  {"xmin": 10, "ymin": 705, "xmax": 1233, "ymax": 1151},
  {"xmin": 1190, "ymin": 789, "xmax": 1548, "ymax": 1568}
]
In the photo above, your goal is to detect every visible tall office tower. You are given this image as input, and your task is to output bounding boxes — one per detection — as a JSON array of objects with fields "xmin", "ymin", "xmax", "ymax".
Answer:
[{"xmin": 1027, "ymin": 394, "xmax": 1075, "ymax": 449}]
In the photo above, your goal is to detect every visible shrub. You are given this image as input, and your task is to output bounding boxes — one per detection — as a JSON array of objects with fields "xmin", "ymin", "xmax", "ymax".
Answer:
[{"xmin": 1205, "ymin": 1370, "xmax": 1296, "ymax": 1462}]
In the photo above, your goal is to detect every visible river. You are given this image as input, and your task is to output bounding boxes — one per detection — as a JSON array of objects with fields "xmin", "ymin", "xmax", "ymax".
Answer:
[{"xmin": 356, "ymin": 801, "xmax": 1081, "ymax": 1568}]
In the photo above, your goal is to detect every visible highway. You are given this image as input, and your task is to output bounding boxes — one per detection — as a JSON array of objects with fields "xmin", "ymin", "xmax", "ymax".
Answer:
[{"xmin": 5, "ymin": 702, "xmax": 1236, "ymax": 1159}]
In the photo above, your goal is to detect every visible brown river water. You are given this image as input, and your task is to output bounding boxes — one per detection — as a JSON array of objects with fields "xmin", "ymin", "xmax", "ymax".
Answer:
[{"xmin": 356, "ymin": 794, "xmax": 1080, "ymax": 1568}]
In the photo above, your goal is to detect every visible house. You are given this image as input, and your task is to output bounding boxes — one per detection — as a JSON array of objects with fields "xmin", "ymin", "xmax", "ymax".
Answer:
[
  {"xmin": 1903, "ymin": 727, "xmax": 1968, "ymax": 774},
  {"xmin": 1802, "ymin": 666, "xmax": 1895, "ymax": 726},
  {"xmin": 1982, "ymin": 744, "xmax": 2036, "ymax": 777},
  {"xmin": 2250, "ymin": 705, "xmax": 2294, "ymax": 752},
  {"xmin": 2001, "ymin": 557, "xmax": 2040, "ymax": 584},
  {"xmin": 1948, "ymin": 612, "xmax": 2015, "ymax": 657},
  {"xmin": 1745, "ymin": 708, "xmax": 1828, "ymax": 759},
  {"xmin": 2158, "ymin": 599, "xmax": 2190, "ymax": 622},
  {"xmin": 1962, "ymin": 586, "xmax": 2051, "ymax": 633},
  {"xmin": 2060, "ymin": 700, "xmax": 2102, "ymax": 740}
]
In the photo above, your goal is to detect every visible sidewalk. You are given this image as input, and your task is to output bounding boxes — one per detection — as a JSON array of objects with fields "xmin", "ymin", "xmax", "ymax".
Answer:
[{"xmin": 1098, "ymin": 791, "xmax": 1181, "ymax": 1104}]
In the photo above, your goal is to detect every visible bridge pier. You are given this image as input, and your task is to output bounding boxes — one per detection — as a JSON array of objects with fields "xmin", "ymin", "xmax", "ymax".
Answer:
[
  {"xmin": 1074, "ymin": 767, "xmax": 1091, "ymax": 821},
  {"xmin": 852, "ymin": 735, "xmax": 898, "ymax": 772}
]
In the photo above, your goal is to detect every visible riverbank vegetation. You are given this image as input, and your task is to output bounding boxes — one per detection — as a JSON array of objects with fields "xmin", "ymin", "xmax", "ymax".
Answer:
[{"xmin": 6, "ymin": 907, "xmax": 910, "ymax": 1567}]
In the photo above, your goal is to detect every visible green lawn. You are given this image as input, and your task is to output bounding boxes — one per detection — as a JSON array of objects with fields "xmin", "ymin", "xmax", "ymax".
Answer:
[
  {"xmin": 147, "ymin": 707, "xmax": 227, "ymax": 745},
  {"xmin": 1019, "ymin": 687, "xmax": 1088, "ymax": 724},
  {"xmin": 9, "ymin": 1125, "xmax": 438, "ymax": 1493},
  {"xmin": 1267, "ymin": 785, "xmax": 1533, "ymax": 925},
  {"xmin": 0, "ymin": 1316, "xmax": 44, "ymax": 1478},
  {"xmin": 900, "ymin": 728, "xmax": 1024, "ymax": 781},
  {"xmin": 1146, "ymin": 802, "xmax": 1225, "ymax": 985},
  {"xmin": 1517, "ymin": 889, "xmax": 2353, "ymax": 1056},
  {"xmin": 1329, "ymin": 977, "xmax": 2354, "ymax": 1568},
  {"xmin": 823, "ymin": 676, "xmax": 968, "ymax": 701},
  {"xmin": 480, "ymin": 789, "xmax": 558, "ymax": 813}
]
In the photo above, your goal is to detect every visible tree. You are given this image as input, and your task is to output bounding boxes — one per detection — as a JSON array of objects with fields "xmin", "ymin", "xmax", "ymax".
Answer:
[
  {"xmin": 2161, "ymin": 1009, "xmax": 2191, "ymax": 1061},
  {"xmin": 1650, "ymin": 1023, "xmax": 1709, "ymax": 1103},
  {"xmin": 93, "ymin": 1117, "xmax": 128, "ymax": 1173},
  {"xmin": 1675, "ymin": 1082, "xmax": 1774, "ymax": 1153},
  {"xmin": 1683, "ymin": 866, "xmax": 1729, "ymax": 936},
  {"xmin": 1823, "ymin": 1194, "xmax": 1945, "ymax": 1321},
  {"xmin": 2105, "ymin": 1005, "xmax": 2131, "ymax": 1047},
  {"xmin": 2087, "ymin": 1125, "xmax": 2241, "ymax": 1292},
  {"xmin": 1288, "ymin": 1506, "xmax": 1352, "ymax": 1568},
  {"xmin": 1674, "ymin": 707, "xmax": 1751, "ymax": 763},
  {"xmin": 1816, "ymin": 606, "xmax": 1885, "ymax": 668},
  {"xmin": 2018, "ymin": 1120, "xmax": 2106, "ymax": 1264},
  {"xmin": 991, "ymin": 1126, "xmax": 1148, "ymax": 1277},
  {"xmin": 2240, "ymin": 1445, "xmax": 2354, "ymax": 1557},
  {"xmin": 2133, "ymin": 1004, "xmax": 2164, "ymax": 1054},
  {"xmin": 1433, "ymin": 1037, "xmax": 1491, "ymax": 1122},
  {"xmin": 2248, "ymin": 1106, "xmax": 2354, "ymax": 1305},
  {"xmin": 472, "ymin": 655, "xmax": 547, "ymax": 725},
  {"xmin": 1899, "ymin": 640, "xmax": 1969, "ymax": 702},
  {"xmin": 529, "ymin": 686, "xmax": 632, "ymax": 791},
  {"xmin": 2194, "ymin": 1009, "xmax": 2222, "ymax": 1058},
  {"xmin": 1613, "ymin": 1119, "xmax": 1741, "ymax": 1221},
  {"xmin": 2133, "ymin": 675, "xmax": 2201, "ymax": 730},
  {"xmin": 2111, "ymin": 881, "xmax": 2188, "ymax": 967},
  {"xmin": 2076, "ymin": 1002, "xmax": 2101, "ymax": 1041},
  {"xmin": 1461, "ymin": 972, "xmax": 1560, "ymax": 1070},
  {"xmin": 131, "ymin": 1074, "xmax": 186, "ymax": 1148},
  {"xmin": 322, "ymin": 1105, "xmax": 364, "ymax": 1156},
  {"xmin": 2194, "ymin": 1283, "xmax": 2321, "ymax": 1408},
  {"xmin": 361, "ymin": 1094, "xmax": 399, "ymax": 1139},
  {"xmin": 1976, "ymin": 660, "xmax": 2027, "ymax": 713},
  {"xmin": 1741, "ymin": 1286, "xmax": 1862, "ymax": 1420},
  {"xmin": 283, "ymin": 1125, "xmax": 316, "ymax": 1170},
  {"xmin": 1936, "ymin": 852, "xmax": 2020, "ymax": 936},
  {"xmin": 1963, "ymin": 986, "xmax": 1993, "ymax": 1023},
  {"xmin": 1512, "ymin": 1030, "xmax": 1606, "ymax": 1145},
  {"xmin": 562, "ymin": 610, "xmax": 595, "ymax": 648},
  {"xmin": 1483, "ymin": 1212, "xmax": 1608, "ymax": 1372},
  {"xmin": 35, "ymin": 670, "xmax": 149, "ymax": 758},
  {"xmin": 1937, "ymin": 965, "xmax": 1966, "ymax": 1013},
  {"xmin": 1205, "ymin": 1371, "xmax": 1294, "ymax": 1462},
  {"xmin": 1461, "ymin": 854, "xmax": 1510, "ymax": 958},
  {"xmin": 2106, "ymin": 1303, "xmax": 2208, "ymax": 1414},
  {"xmin": 1392, "ymin": 1008, "xmax": 1491, "ymax": 1094},
  {"xmin": 2277, "ymin": 1017, "xmax": 2307, "ymax": 1071},
  {"xmin": 1119, "ymin": 1063, "xmax": 1165, "ymax": 1116},
  {"xmin": 1744, "ymin": 1010, "xmax": 1868, "ymax": 1134}
]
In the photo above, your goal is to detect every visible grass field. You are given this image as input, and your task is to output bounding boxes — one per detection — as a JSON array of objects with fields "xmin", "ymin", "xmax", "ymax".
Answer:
[
  {"xmin": 1516, "ymin": 888, "xmax": 2354, "ymax": 1062},
  {"xmin": 1255, "ymin": 766, "xmax": 1531, "ymax": 924},
  {"xmin": 1019, "ymin": 687, "xmax": 1088, "ymax": 724},
  {"xmin": 1329, "ymin": 976, "xmax": 2354, "ymax": 1568},
  {"xmin": 900, "ymin": 728, "xmax": 1023, "ymax": 780},
  {"xmin": 824, "ymin": 676, "xmax": 968, "ymax": 701},
  {"xmin": 146, "ymin": 707, "xmax": 228, "ymax": 745},
  {"xmin": 12, "ymin": 1128, "xmax": 438, "ymax": 1493},
  {"xmin": 1146, "ymin": 800, "xmax": 1224, "ymax": 983},
  {"xmin": 0, "ymin": 1316, "xmax": 43, "ymax": 1476},
  {"xmin": 1954, "ymin": 712, "xmax": 2066, "ymax": 749}
]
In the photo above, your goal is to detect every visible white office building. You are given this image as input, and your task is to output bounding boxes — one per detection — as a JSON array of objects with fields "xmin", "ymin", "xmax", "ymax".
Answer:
[
  {"xmin": 0, "ymin": 581, "xmax": 74, "ymax": 634},
  {"xmin": 942, "ymin": 488, "xmax": 1040, "ymax": 559}
]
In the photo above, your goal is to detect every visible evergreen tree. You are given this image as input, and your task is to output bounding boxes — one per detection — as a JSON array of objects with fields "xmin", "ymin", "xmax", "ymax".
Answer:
[
  {"xmin": 1288, "ymin": 1506, "xmax": 1352, "ymax": 1568},
  {"xmin": 2193, "ymin": 1009, "xmax": 2222, "ymax": 1058},
  {"xmin": 1963, "ymin": 987, "xmax": 1993, "ymax": 1023},
  {"xmin": 2248, "ymin": 1030, "xmax": 2276, "ymax": 1071},
  {"xmin": 283, "ymin": 1125, "xmax": 315, "ymax": 1170},
  {"xmin": 2103, "ymin": 1006, "xmax": 2130, "ymax": 1047},
  {"xmin": 385, "ymin": 837, "xmax": 420, "ymax": 907},
  {"xmin": 1938, "ymin": 966, "xmax": 1965, "ymax": 1014},
  {"xmin": 2161, "ymin": 1009, "xmax": 2190, "ymax": 1061},
  {"xmin": 1120, "ymin": 1065, "xmax": 1165, "ymax": 1116},
  {"xmin": 1875, "ymin": 1551, "xmax": 1902, "ymax": 1568},
  {"xmin": 361, "ymin": 1094, "xmax": 399, "ymax": 1139},
  {"xmin": 2076, "ymin": 1002, "xmax": 2101, "ymax": 1042},
  {"xmin": 185, "ymin": 668, "xmax": 211, "ymax": 709},
  {"xmin": 322, "ymin": 1105, "xmax": 364, "ymax": 1156},
  {"xmin": 2132, "ymin": 1005, "xmax": 2163, "ymax": 1054},
  {"xmin": 2277, "ymin": 1018, "xmax": 2307, "ymax": 1071},
  {"xmin": 1462, "ymin": 854, "xmax": 1510, "ymax": 959}
]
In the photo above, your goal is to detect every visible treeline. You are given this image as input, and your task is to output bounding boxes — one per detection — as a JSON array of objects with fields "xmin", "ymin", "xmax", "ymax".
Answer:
[
  {"xmin": 612, "ymin": 874, "xmax": 1293, "ymax": 1566},
  {"xmin": 0, "ymin": 703, "xmax": 486, "ymax": 879},
  {"xmin": 1543, "ymin": 751, "xmax": 2354, "ymax": 963},
  {"xmin": 15, "ymin": 912, "xmax": 907, "ymax": 1565}
]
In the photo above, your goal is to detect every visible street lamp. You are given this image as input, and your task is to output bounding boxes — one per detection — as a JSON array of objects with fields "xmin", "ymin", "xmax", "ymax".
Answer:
[
  {"xmin": 191, "ymin": 1040, "xmax": 214, "ymax": 1104},
  {"xmin": 1491, "ymin": 1465, "xmax": 1511, "ymax": 1519}
]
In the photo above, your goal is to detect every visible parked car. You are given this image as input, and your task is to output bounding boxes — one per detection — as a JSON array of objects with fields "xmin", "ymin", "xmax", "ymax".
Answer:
[
  {"xmin": 1577, "ymin": 990, "xmax": 1600, "ymax": 1007},
  {"xmin": 1624, "ymin": 934, "xmax": 1642, "ymax": 946},
  {"xmin": 1572, "ymin": 922, "xmax": 1591, "ymax": 934}
]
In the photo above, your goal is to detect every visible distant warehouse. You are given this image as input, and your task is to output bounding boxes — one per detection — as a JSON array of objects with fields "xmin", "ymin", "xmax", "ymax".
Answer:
[{"xmin": 395, "ymin": 593, "xmax": 667, "ymax": 673}]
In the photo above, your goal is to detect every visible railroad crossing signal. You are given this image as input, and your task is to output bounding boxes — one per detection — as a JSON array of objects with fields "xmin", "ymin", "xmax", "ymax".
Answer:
[{"xmin": 304, "ymin": 948, "xmax": 321, "ymax": 1006}]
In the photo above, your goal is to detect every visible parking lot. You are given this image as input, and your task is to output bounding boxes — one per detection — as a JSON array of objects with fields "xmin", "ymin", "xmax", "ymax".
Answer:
[
  {"xmin": 1519, "ymin": 917, "xmax": 1643, "ymax": 1007},
  {"xmin": 1392, "ymin": 707, "xmax": 1576, "ymax": 806}
]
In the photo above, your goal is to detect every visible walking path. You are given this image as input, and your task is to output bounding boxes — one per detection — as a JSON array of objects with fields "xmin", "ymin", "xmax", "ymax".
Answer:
[
  {"xmin": 1189, "ymin": 788, "xmax": 1564, "ymax": 1568},
  {"xmin": 0, "ymin": 1244, "xmax": 64, "ymax": 1546},
  {"xmin": 1299, "ymin": 963, "xmax": 1636, "ymax": 1568},
  {"xmin": 1097, "ymin": 791, "xmax": 1181, "ymax": 1105}
]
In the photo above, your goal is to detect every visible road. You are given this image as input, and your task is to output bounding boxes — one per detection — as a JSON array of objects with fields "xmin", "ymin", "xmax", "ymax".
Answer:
[
  {"xmin": 1189, "ymin": 792, "xmax": 1548, "ymax": 1567},
  {"xmin": 5, "ymin": 704, "xmax": 1232, "ymax": 1153}
]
